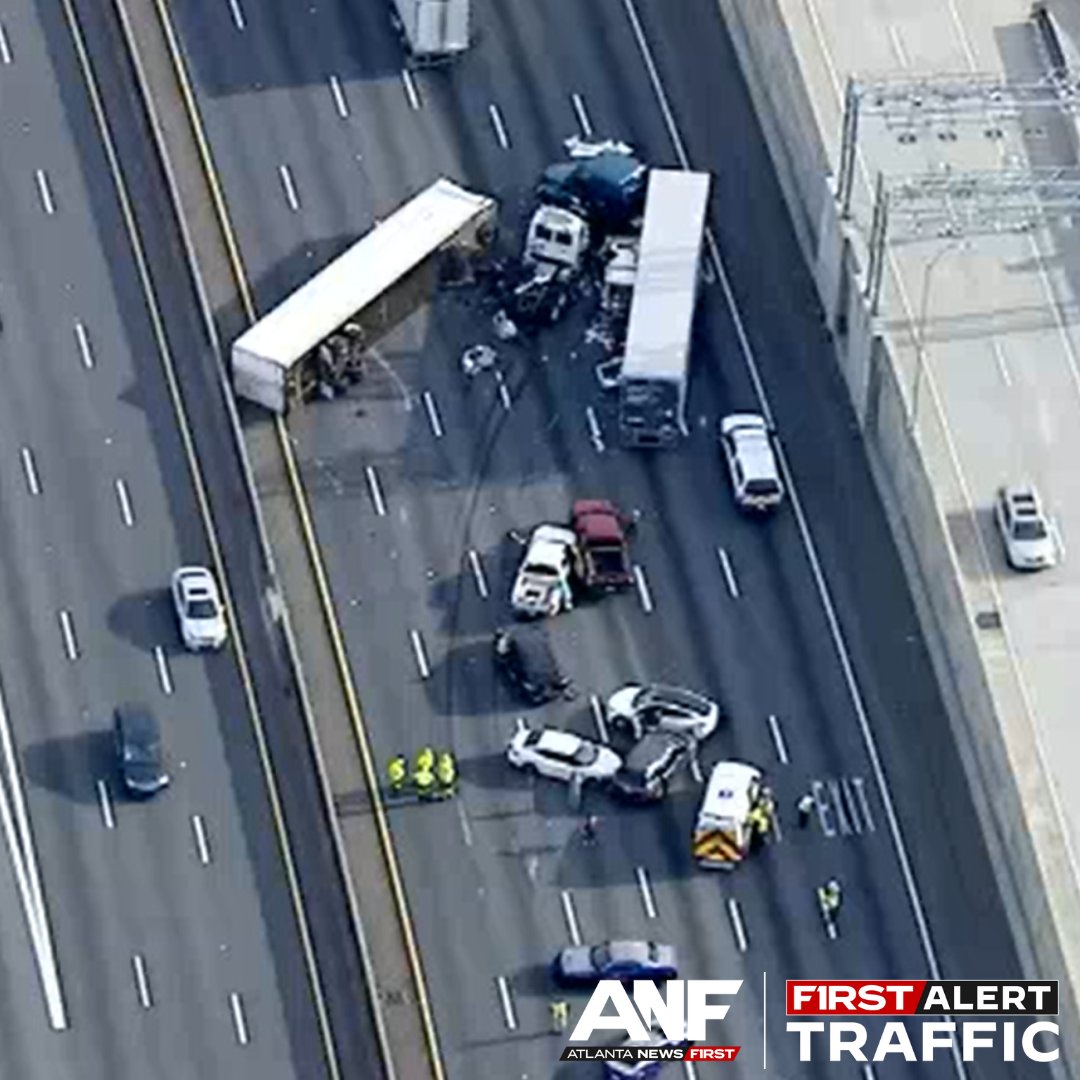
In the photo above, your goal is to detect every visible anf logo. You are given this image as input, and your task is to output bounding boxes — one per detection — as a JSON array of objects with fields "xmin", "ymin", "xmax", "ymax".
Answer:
[{"xmin": 569, "ymin": 980, "xmax": 743, "ymax": 1043}]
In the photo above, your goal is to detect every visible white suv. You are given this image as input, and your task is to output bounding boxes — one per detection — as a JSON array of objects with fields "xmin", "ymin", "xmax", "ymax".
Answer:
[
  {"xmin": 995, "ymin": 485, "xmax": 1057, "ymax": 571},
  {"xmin": 719, "ymin": 414, "xmax": 783, "ymax": 512},
  {"xmin": 171, "ymin": 566, "xmax": 228, "ymax": 651}
]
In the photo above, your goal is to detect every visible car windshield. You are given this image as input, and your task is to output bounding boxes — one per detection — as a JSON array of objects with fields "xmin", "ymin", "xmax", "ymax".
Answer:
[
  {"xmin": 1014, "ymin": 519, "xmax": 1047, "ymax": 541},
  {"xmin": 572, "ymin": 743, "xmax": 599, "ymax": 766},
  {"xmin": 523, "ymin": 563, "xmax": 558, "ymax": 578},
  {"xmin": 745, "ymin": 478, "xmax": 779, "ymax": 496},
  {"xmin": 187, "ymin": 598, "xmax": 218, "ymax": 619}
]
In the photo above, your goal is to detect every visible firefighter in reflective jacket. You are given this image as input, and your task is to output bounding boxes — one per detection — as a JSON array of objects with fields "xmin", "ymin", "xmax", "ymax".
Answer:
[
  {"xmin": 436, "ymin": 751, "xmax": 457, "ymax": 797},
  {"xmin": 386, "ymin": 754, "xmax": 408, "ymax": 794},
  {"xmin": 748, "ymin": 794, "xmax": 774, "ymax": 849},
  {"xmin": 414, "ymin": 746, "xmax": 435, "ymax": 775}
]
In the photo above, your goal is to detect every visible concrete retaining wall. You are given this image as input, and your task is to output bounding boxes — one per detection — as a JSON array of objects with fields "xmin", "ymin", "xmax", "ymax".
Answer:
[{"xmin": 715, "ymin": 0, "xmax": 1078, "ymax": 1057}]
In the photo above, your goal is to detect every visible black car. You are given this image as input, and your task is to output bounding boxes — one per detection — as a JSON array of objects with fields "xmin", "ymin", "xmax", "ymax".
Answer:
[
  {"xmin": 493, "ymin": 626, "xmax": 572, "ymax": 705},
  {"xmin": 610, "ymin": 732, "xmax": 693, "ymax": 803},
  {"xmin": 114, "ymin": 704, "xmax": 169, "ymax": 797}
]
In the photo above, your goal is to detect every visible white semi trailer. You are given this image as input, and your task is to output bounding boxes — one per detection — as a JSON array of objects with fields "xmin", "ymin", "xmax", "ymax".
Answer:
[
  {"xmin": 391, "ymin": 0, "xmax": 469, "ymax": 63},
  {"xmin": 232, "ymin": 178, "xmax": 496, "ymax": 414}
]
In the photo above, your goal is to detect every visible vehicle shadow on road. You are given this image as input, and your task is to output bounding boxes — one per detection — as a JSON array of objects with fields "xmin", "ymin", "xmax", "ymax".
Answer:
[
  {"xmin": 23, "ymin": 730, "xmax": 113, "ymax": 805},
  {"xmin": 106, "ymin": 589, "xmax": 176, "ymax": 654}
]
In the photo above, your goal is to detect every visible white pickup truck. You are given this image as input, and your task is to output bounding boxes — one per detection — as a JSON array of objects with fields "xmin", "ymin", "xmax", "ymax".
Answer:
[{"xmin": 511, "ymin": 525, "xmax": 579, "ymax": 618}]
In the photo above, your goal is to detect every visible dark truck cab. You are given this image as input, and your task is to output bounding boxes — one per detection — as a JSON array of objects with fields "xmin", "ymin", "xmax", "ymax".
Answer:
[{"xmin": 571, "ymin": 499, "xmax": 634, "ymax": 592}]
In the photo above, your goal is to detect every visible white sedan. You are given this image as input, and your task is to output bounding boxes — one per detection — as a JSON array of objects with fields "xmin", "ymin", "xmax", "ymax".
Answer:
[
  {"xmin": 606, "ymin": 684, "xmax": 720, "ymax": 742},
  {"xmin": 507, "ymin": 721, "xmax": 622, "ymax": 785},
  {"xmin": 994, "ymin": 485, "xmax": 1057, "ymax": 571},
  {"xmin": 171, "ymin": 566, "xmax": 228, "ymax": 651}
]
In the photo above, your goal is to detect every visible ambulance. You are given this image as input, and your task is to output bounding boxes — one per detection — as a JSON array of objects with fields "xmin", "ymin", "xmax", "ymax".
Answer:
[{"xmin": 692, "ymin": 761, "xmax": 764, "ymax": 869}]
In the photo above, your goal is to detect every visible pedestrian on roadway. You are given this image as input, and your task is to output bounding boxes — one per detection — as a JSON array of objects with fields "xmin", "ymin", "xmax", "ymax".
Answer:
[
  {"xmin": 413, "ymin": 766, "xmax": 437, "ymax": 800},
  {"xmin": 797, "ymin": 792, "xmax": 815, "ymax": 828},
  {"xmin": 387, "ymin": 754, "xmax": 408, "ymax": 795},
  {"xmin": 414, "ymin": 746, "xmax": 435, "ymax": 774},
  {"xmin": 436, "ymin": 751, "xmax": 457, "ymax": 798},
  {"xmin": 550, "ymin": 999, "xmax": 570, "ymax": 1033},
  {"xmin": 582, "ymin": 814, "xmax": 599, "ymax": 845},
  {"xmin": 818, "ymin": 878, "xmax": 843, "ymax": 919}
]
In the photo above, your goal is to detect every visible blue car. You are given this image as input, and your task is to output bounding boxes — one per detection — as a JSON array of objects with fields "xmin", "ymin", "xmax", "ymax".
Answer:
[{"xmin": 552, "ymin": 941, "xmax": 678, "ymax": 987}]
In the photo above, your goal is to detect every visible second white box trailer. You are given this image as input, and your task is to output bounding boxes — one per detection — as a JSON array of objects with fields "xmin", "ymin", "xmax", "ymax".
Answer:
[{"xmin": 391, "ymin": 0, "xmax": 469, "ymax": 62}]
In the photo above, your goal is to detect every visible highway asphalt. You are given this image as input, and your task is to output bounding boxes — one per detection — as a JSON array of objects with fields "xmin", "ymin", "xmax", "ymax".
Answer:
[
  {"xmin": 0, "ymin": 0, "xmax": 384, "ymax": 1077},
  {"xmin": 173, "ymin": 0, "xmax": 1068, "ymax": 1078}
]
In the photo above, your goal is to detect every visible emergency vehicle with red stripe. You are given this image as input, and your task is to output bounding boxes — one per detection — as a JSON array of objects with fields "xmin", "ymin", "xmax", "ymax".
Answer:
[{"xmin": 692, "ymin": 761, "xmax": 764, "ymax": 869}]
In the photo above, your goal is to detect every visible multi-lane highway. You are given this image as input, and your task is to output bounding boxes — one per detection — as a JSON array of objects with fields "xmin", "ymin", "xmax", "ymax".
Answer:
[
  {"xmin": 169, "ymin": 0, "xmax": 1066, "ymax": 1077},
  {"xmin": 0, "ymin": 0, "xmax": 383, "ymax": 1077}
]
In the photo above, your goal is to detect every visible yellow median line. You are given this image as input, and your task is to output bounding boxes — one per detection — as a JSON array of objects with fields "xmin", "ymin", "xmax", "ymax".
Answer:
[{"xmin": 150, "ymin": 3, "xmax": 446, "ymax": 1078}]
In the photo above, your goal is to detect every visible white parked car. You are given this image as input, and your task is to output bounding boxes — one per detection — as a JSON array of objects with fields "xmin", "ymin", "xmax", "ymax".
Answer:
[
  {"xmin": 995, "ymin": 485, "xmax": 1057, "ymax": 571},
  {"xmin": 171, "ymin": 566, "xmax": 227, "ymax": 651},
  {"xmin": 506, "ymin": 721, "xmax": 622, "ymax": 785},
  {"xmin": 511, "ymin": 525, "xmax": 579, "ymax": 618},
  {"xmin": 719, "ymin": 414, "xmax": 783, "ymax": 511},
  {"xmin": 606, "ymin": 684, "xmax": 721, "ymax": 742}
]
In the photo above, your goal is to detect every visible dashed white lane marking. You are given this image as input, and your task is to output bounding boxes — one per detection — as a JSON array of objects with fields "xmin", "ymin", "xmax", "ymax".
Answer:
[
  {"xmin": 683, "ymin": 1062, "xmax": 699, "ymax": 1080},
  {"xmin": 632, "ymin": 564, "xmax": 654, "ymax": 613},
  {"xmin": 571, "ymin": 92, "xmax": 593, "ymax": 138},
  {"xmin": 488, "ymin": 103, "xmax": 510, "ymax": 149},
  {"xmin": 401, "ymin": 68, "xmax": 421, "ymax": 110},
  {"xmin": 588, "ymin": 694, "xmax": 609, "ymax": 743},
  {"xmin": 585, "ymin": 405, "xmax": 605, "ymax": 451},
  {"xmin": 96, "ymin": 780, "xmax": 115, "ymax": 830},
  {"xmin": 635, "ymin": 866, "xmax": 658, "ymax": 919},
  {"xmin": 467, "ymin": 549, "xmax": 489, "ymax": 599},
  {"xmin": 422, "ymin": 390, "xmax": 444, "ymax": 439},
  {"xmin": 992, "ymin": 338, "xmax": 1012, "ymax": 386},
  {"xmin": 493, "ymin": 368, "xmax": 512, "ymax": 410},
  {"xmin": 887, "ymin": 24, "xmax": 909, "ymax": 68},
  {"xmin": 114, "ymin": 478, "xmax": 134, "ymax": 527},
  {"xmin": 496, "ymin": 975, "xmax": 518, "ymax": 1030},
  {"xmin": 0, "ymin": 25, "xmax": 13, "ymax": 65},
  {"xmin": 226, "ymin": 0, "xmax": 246, "ymax": 31},
  {"xmin": 409, "ymin": 629, "xmax": 431, "ymax": 680},
  {"xmin": 862, "ymin": 1063, "xmax": 878, "ymax": 1079},
  {"xmin": 132, "ymin": 954, "xmax": 153, "ymax": 1009},
  {"xmin": 58, "ymin": 610, "xmax": 78, "ymax": 661},
  {"xmin": 278, "ymin": 164, "xmax": 300, "ymax": 212},
  {"xmin": 191, "ymin": 814, "xmax": 212, "ymax": 865},
  {"xmin": 767, "ymin": 714, "xmax": 789, "ymax": 764},
  {"xmin": 229, "ymin": 991, "xmax": 250, "ymax": 1045},
  {"xmin": 35, "ymin": 169, "xmax": 55, "ymax": 215},
  {"xmin": 20, "ymin": 448, "xmax": 40, "ymax": 496},
  {"xmin": 727, "ymin": 897, "xmax": 748, "ymax": 952},
  {"xmin": 716, "ymin": 546, "xmax": 739, "ymax": 598},
  {"xmin": 1054, "ymin": 519, "xmax": 1067, "ymax": 563},
  {"xmin": 364, "ymin": 465, "xmax": 387, "ymax": 517},
  {"xmin": 328, "ymin": 74, "xmax": 349, "ymax": 118},
  {"xmin": 153, "ymin": 646, "xmax": 173, "ymax": 696},
  {"xmin": 74, "ymin": 321, "xmax": 94, "ymax": 369},
  {"xmin": 560, "ymin": 889, "xmax": 582, "ymax": 945},
  {"xmin": 457, "ymin": 800, "xmax": 474, "ymax": 847},
  {"xmin": 824, "ymin": 910, "xmax": 838, "ymax": 941}
]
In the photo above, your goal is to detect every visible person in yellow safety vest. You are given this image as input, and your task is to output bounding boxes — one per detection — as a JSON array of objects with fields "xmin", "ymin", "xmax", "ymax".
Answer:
[
  {"xmin": 387, "ymin": 754, "xmax": 408, "ymax": 794},
  {"xmin": 818, "ymin": 877, "xmax": 843, "ymax": 918},
  {"xmin": 748, "ymin": 801, "xmax": 772, "ymax": 849},
  {"xmin": 414, "ymin": 746, "xmax": 435, "ymax": 774},
  {"xmin": 413, "ymin": 765, "xmax": 437, "ymax": 800},
  {"xmin": 436, "ymin": 751, "xmax": 457, "ymax": 797}
]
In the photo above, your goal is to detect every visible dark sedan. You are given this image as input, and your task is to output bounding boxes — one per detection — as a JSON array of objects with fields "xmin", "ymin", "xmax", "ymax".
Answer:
[{"xmin": 553, "ymin": 940, "xmax": 677, "ymax": 986}]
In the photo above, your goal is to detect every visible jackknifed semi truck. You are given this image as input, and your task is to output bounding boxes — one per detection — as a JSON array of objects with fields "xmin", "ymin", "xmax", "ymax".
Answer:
[
  {"xmin": 617, "ymin": 169, "xmax": 711, "ymax": 449},
  {"xmin": 391, "ymin": 0, "xmax": 470, "ymax": 63},
  {"xmin": 231, "ymin": 178, "xmax": 496, "ymax": 414}
]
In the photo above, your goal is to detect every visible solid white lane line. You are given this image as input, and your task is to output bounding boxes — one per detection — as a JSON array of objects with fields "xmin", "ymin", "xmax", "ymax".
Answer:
[
  {"xmin": 401, "ymin": 68, "xmax": 421, "ymax": 110},
  {"xmin": 328, "ymin": 74, "xmax": 349, "ymax": 118},
  {"xmin": 632, "ymin": 564, "xmax": 654, "ymax": 613},
  {"xmin": 96, "ymin": 780, "xmax": 115, "ymax": 830},
  {"xmin": 571, "ymin": 92, "xmax": 593, "ymax": 138},
  {"xmin": 58, "ymin": 611, "xmax": 78, "ymax": 661},
  {"xmin": 191, "ymin": 814, "xmax": 212, "ymax": 865},
  {"xmin": 0, "ymin": 24, "xmax": 12, "ymax": 65},
  {"xmin": 114, "ymin": 478, "xmax": 134, "ymax": 527},
  {"xmin": 887, "ymin": 24, "xmax": 909, "ymax": 68},
  {"xmin": 766, "ymin": 714, "xmax": 789, "ymax": 764},
  {"xmin": 1054, "ymin": 520, "xmax": 1067, "ymax": 563},
  {"xmin": 635, "ymin": 866, "xmax": 658, "ymax": 919},
  {"xmin": 560, "ymin": 889, "xmax": 582, "ymax": 945},
  {"xmin": 716, "ymin": 547, "xmax": 739, "ymax": 598},
  {"xmin": 153, "ymin": 646, "xmax": 173, "ymax": 696},
  {"xmin": 409, "ymin": 629, "xmax": 430, "ymax": 680},
  {"xmin": 422, "ymin": 390, "xmax": 444, "ymax": 439},
  {"xmin": 229, "ymin": 991, "xmax": 250, "ymax": 1045},
  {"xmin": 496, "ymin": 975, "xmax": 517, "ymax": 1030},
  {"xmin": 585, "ymin": 405, "xmax": 605, "ymax": 451},
  {"xmin": 226, "ymin": 0, "xmax": 246, "ymax": 31},
  {"xmin": 278, "ymin": 165, "xmax": 300, "ymax": 212},
  {"xmin": 35, "ymin": 169, "xmax": 55, "ymax": 216},
  {"xmin": 589, "ymin": 694, "xmax": 609, "ymax": 743},
  {"xmin": 488, "ymin": 103, "xmax": 510, "ymax": 150},
  {"xmin": 364, "ymin": 465, "xmax": 387, "ymax": 517},
  {"xmin": 20, "ymin": 448, "xmax": 40, "ymax": 496},
  {"xmin": 494, "ymin": 368, "xmax": 512, "ymax": 410},
  {"xmin": 74, "ymin": 321, "xmax": 94, "ymax": 369},
  {"xmin": 132, "ymin": 954, "xmax": 153, "ymax": 1009},
  {"xmin": 467, "ymin": 549, "xmax": 489, "ymax": 599},
  {"xmin": 727, "ymin": 897, "xmax": 748, "ymax": 952},
  {"xmin": 991, "ymin": 339, "xmax": 1011, "ymax": 387}
]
